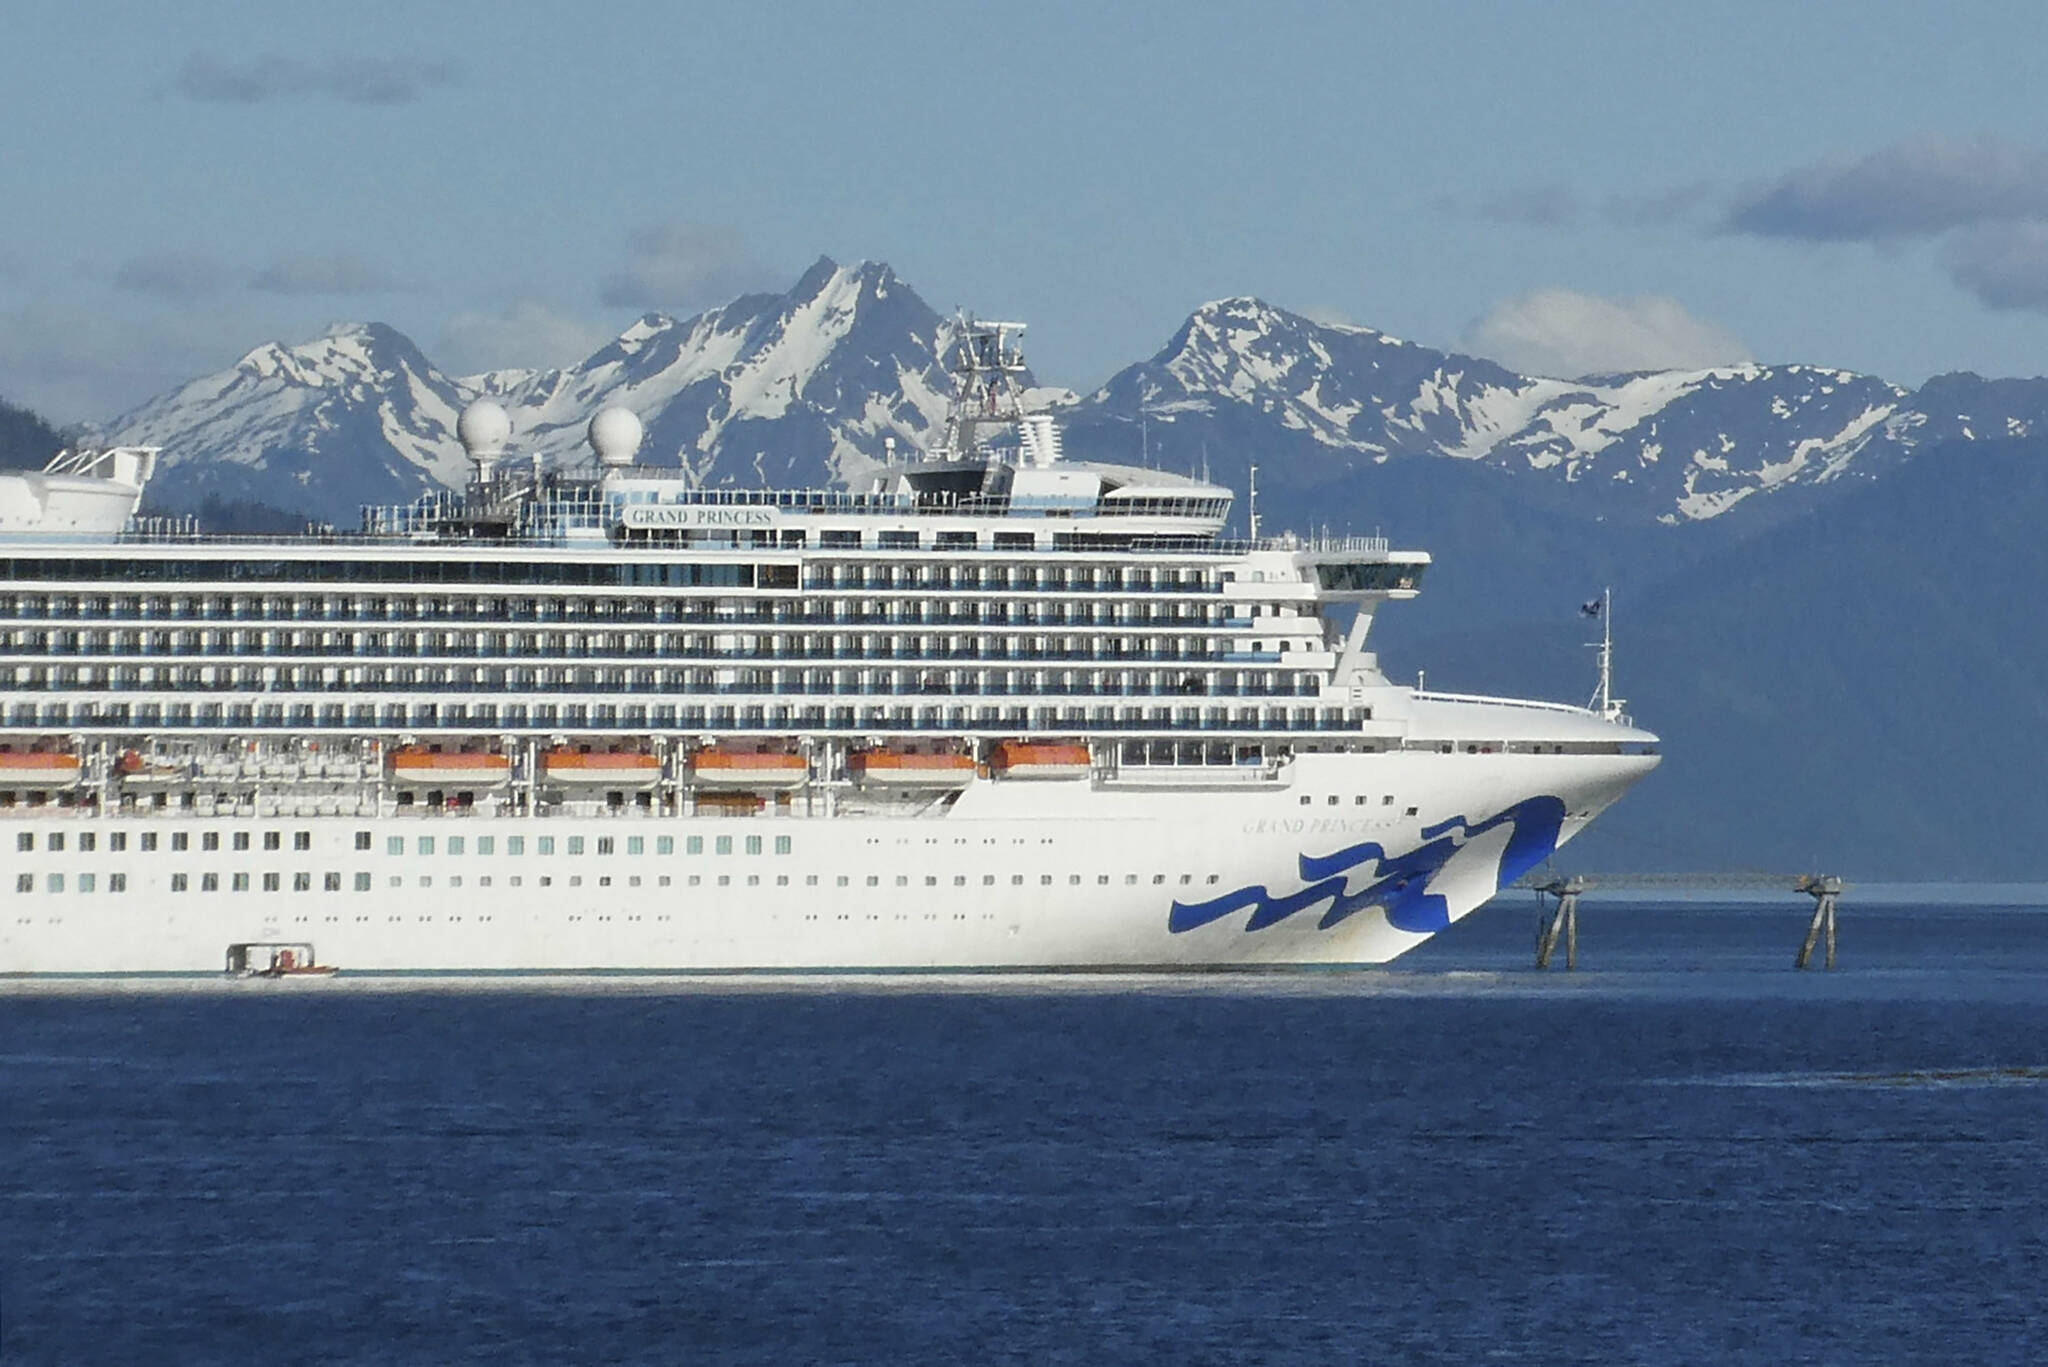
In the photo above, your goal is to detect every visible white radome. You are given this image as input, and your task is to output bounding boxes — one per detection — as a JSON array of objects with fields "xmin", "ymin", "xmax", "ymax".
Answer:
[
  {"xmin": 456, "ymin": 400, "xmax": 512, "ymax": 458},
  {"xmin": 589, "ymin": 407, "xmax": 643, "ymax": 467}
]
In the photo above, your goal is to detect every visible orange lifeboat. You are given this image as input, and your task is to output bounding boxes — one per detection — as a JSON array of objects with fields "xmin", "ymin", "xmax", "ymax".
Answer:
[
  {"xmin": 542, "ymin": 748, "xmax": 663, "ymax": 790},
  {"xmin": 850, "ymin": 749, "xmax": 976, "ymax": 789},
  {"xmin": 0, "ymin": 750, "xmax": 83, "ymax": 788},
  {"xmin": 989, "ymin": 741, "xmax": 1092, "ymax": 780},
  {"xmin": 688, "ymin": 748, "xmax": 807, "ymax": 790},
  {"xmin": 391, "ymin": 747, "xmax": 512, "ymax": 789}
]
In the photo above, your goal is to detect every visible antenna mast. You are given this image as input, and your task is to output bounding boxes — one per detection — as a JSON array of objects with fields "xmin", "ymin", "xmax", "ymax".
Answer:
[
  {"xmin": 1589, "ymin": 587, "xmax": 1624, "ymax": 721},
  {"xmin": 1248, "ymin": 463, "xmax": 1261, "ymax": 542}
]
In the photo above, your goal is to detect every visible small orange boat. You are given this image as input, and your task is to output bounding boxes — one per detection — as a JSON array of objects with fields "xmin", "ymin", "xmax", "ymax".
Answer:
[
  {"xmin": 543, "ymin": 748, "xmax": 663, "ymax": 789},
  {"xmin": 850, "ymin": 749, "xmax": 976, "ymax": 788},
  {"xmin": 689, "ymin": 749, "xmax": 807, "ymax": 790},
  {"xmin": 0, "ymin": 750, "xmax": 82, "ymax": 788},
  {"xmin": 391, "ymin": 747, "xmax": 512, "ymax": 788},
  {"xmin": 989, "ymin": 741, "xmax": 1092, "ymax": 780}
]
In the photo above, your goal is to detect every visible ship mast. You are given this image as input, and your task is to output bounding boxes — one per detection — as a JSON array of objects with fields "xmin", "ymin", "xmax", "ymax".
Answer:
[
  {"xmin": 935, "ymin": 315, "xmax": 1033, "ymax": 462},
  {"xmin": 1589, "ymin": 587, "xmax": 1624, "ymax": 721}
]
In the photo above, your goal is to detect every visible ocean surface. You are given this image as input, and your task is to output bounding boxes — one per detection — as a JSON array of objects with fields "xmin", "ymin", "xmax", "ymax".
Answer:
[{"xmin": 5, "ymin": 898, "xmax": 2047, "ymax": 1365}]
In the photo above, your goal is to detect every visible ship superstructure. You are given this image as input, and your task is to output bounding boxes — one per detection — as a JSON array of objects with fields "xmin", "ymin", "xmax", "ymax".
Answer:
[{"xmin": 0, "ymin": 321, "xmax": 1657, "ymax": 973}]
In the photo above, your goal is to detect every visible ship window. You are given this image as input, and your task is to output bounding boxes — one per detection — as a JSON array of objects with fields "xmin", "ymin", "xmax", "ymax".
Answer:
[
  {"xmin": 263, "ymin": 832, "xmax": 280, "ymax": 851},
  {"xmin": 142, "ymin": 833, "xmax": 158, "ymax": 852},
  {"xmin": 450, "ymin": 876, "xmax": 463, "ymax": 888},
  {"xmin": 202, "ymin": 873, "xmax": 219, "ymax": 892},
  {"xmin": 1299, "ymin": 796, "xmax": 1312, "ymax": 806},
  {"xmin": 1152, "ymin": 874, "xmax": 1165, "ymax": 884},
  {"xmin": 13, "ymin": 834, "xmax": 26, "ymax": 853},
  {"xmin": 233, "ymin": 833, "xmax": 250, "ymax": 852},
  {"xmin": 354, "ymin": 873, "xmax": 371, "ymax": 892},
  {"xmin": 538, "ymin": 837, "xmax": 555, "ymax": 855},
  {"xmin": 448, "ymin": 837, "xmax": 465, "ymax": 856},
  {"xmin": 1327, "ymin": 796, "xmax": 1339, "ymax": 806},
  {"xmin": 1383, "ymin": 796, "xmax": 1394, "ymax": 805},
  {"xmin": 983, "ymin": 875, "xmax": 995, "ymax": 887},
  {"xmin": 570, "ymin": 876, "xmax": 583, "ymax": 888},
  {"xmin": 77, "ymin": 874, "xmax": 94, "ymax": 893},
  {"xmin": 657, "ymin": 836, "xmax": 674, "ymax": 855},
  {"xmin": 48, "ymin": 833, "xmax": 65, "ymax": 853},
  {"xmin": 716, "ymin": 836, "xmax": 733, "ymax": 856},
  {"xmin": 597, "ymin": 837, "xmax": 615, "ymax": 856},
  {"xmin": 774, "ymin": 835, "xmax": 792, "ymax": 855},
  {"xmin": 169, "ymin": 873, "xmax": 187, "ymax": 893},
  {"xmin": 418, "ymin": 837, "xmax": 435, "ymax": 856},
  {"xmin": 866, "ymin": 875, "xmax": 879, "ymax": 887},
  {"xmin": 477, "ymin": 837, "xmax": 495, "ymax": 856},
  {"xmin": 716, "ymin": 875, "xmax": 729, "ymax": 887},
  {"xmin": 232, "ymin": 873, "xmax": 249, "ymax": 892},
  {"xmin": 1012, "ymin": 875, "xmax": 1024, "ymax": 886},
  {"xmin": 686, "ymin": 836, "xmax": 702, "ymax": 855},
  {"xmin": 419, "ymin": 876, "xmax": 432, "ymax": 888},
  {"xmin": 745, "ymin": 874, "xmax": 759, "ymax": 887},
  {"xmin": 292, "ymin": 831, "xmax": 311, "ymax": 852},
  {"xmin": 688, "ymin": 875, "xmax": 700, "ymax": 886},
  {"xmin": 387, "ymin": 837, "xmax": 403, "ymax": 856},
  {"xmin": 508, "ymin": 836, "xmax": 525, "ymax": 855},
  {"xmin": 1098, "ymin": 875, "xmax": 1109, "ymax": 885},
  {"xmin": 745, "ymin": 835, "xmax": 763, "ymax": 856},
  {"xmin": 294, "ymin": 873, "xmax": 311, "ymax": 892},
  {"xmin": 356, "ymin": 831, "xmax": 372, "ymax": 850},
  {"xmin": 836, "ymin": 875, "xmax": 849, "ymax": 887},
  {"xmin": 626, "ymin": 836, "xmax": 644, "ymax": 855},
  {"xmin": 80, "ymin": 833, "xmax": 96, "ymax": 853},
  {"xmin": 323, "ymin": 872, "xmax": 341, "ymax": 892},
  {"xmin": 510, "ymin": 876, "xmax": 524, "ymax": 888},
  {"xmin": 15, "ymin": 873, "xmax": 31, "ymax": 893},
  {"xmin": 262, "ymin": 873, "xmax": 280, "ymax": 892},
  {"xmin": 896, "ymin": 875, "xmax": 909, "ymax": 888},
  {"xmin": 202, "ymin": 833, "xmax": 219, "ymax": 852},
  {"xmin": 388, "ymin": 876, "xmax": 401, "ymax": 888},
  {"xmin": 173, "ymin": 833, "xmax": 189, "ymax": 852},
  {"xmin": 567, "ymin": 836, "xmax": 585, "ymax": 856},
  {"xmin": 1405, "ymin": 807, "xmax": 1418, "ymax": 817}
]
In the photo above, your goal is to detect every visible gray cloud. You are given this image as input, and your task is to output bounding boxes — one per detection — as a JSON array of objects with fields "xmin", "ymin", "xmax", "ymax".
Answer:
[
  {"xmin": 1726, "ymin": 135, "xmax": 2048, "ymax": 242},
  {"xmin": 174, "ymin": 52, "xmax": 458, "ymax": 106},
  {"xmin": 1949, "ymin": 222, "xmax": 2048, "ymax": 311},
  {"xmin": 1434, "ymin": 183, "xmax": 1581, "ymax": 228},
  {"xmin": 600, "ymin": 222, "xmax": 762, "ymax": 310},
  {"xmin": 114, "ymin": 250, "xmax": 227, "ymax": 299},
  {"xmin": 251, "ymin": 255, "xmax": 400, "ymax": 296},
  {"xmin": 0, "ymin": 303, "xmax": 252, "ymax": 424}
]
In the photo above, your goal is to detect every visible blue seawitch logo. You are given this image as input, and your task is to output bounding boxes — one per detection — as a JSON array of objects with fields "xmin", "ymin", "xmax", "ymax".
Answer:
[{"xmin": 1168, "ymin": 795, "xmax": 1567, "ymax": 935}]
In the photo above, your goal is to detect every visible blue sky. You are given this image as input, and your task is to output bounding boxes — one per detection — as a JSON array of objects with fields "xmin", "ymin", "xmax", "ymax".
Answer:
[{"xmin": 5, "ymin": 0, "xmax": 2048, "ymax": 422}]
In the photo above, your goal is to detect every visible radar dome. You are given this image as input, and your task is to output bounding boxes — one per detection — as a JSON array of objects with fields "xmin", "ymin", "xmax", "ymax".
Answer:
[
  {"xmin": 456, "ymin": 400, "xmax": 512, "ymax": 459},
  {"xmin": 588, "ymin": 407, "xmax": 644, "ymax": 468}
]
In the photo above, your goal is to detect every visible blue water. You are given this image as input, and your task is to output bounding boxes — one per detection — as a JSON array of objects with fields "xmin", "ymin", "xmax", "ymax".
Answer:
[{"xmin": 6, "ymin": 901, "xmax": 2047, "ymax": 1365}]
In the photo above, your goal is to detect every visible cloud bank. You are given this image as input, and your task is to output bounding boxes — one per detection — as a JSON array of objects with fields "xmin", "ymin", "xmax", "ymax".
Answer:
[
  {"xmin": 251, "ymin": 256, "xmax": 401, "ymax": 296},
  {"xmin": 174, "ymin": 53, "xmax": 459, "ymax": 106},
  {"xmin": 1727, "ymin": 135, "xmax": 2048, "ymax": 314},
  {"xmin": 1462, "ymin": 290, "xmax": 1753, "ymax": 380}
]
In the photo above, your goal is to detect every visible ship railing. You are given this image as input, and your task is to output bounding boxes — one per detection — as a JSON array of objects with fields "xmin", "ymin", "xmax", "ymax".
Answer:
[{"xmin": 1409, "ymin": 688, "xmax": 1605, "ymax": 719}]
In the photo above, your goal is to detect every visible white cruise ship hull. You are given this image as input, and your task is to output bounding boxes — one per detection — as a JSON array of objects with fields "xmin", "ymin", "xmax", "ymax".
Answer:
[{"xmin": 0, "ymin": 752, "xmax": 1652, "ymax": 974}]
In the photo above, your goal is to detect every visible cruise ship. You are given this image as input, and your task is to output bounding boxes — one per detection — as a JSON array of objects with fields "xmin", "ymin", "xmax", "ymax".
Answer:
[{"xmin": 0, "ymin": 321, "xmax": 1657, "ymax": 974}]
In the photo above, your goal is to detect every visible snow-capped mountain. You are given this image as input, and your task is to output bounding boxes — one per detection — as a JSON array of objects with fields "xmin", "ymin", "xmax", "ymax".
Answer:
[
  {"xmin": 103, "ymin": 258, "xmax": 2045, "ymax": 534},
  {"xmin": 107, "ymin": 258, "xmax": 974, "ymax": 524},
  {"xmin": 1061, "ymin": 297, "xmax": 1922, "ymax": 527}
]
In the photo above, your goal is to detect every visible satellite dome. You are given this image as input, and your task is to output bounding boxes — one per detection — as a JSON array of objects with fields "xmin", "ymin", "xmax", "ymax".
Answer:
[
  {"xmin": 456, "ymin": 400, "xmax": 512, "ymax": 459},
  {"xmin": 588, "ymin": 406, "xmax": 643, "ymax": 467}
]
